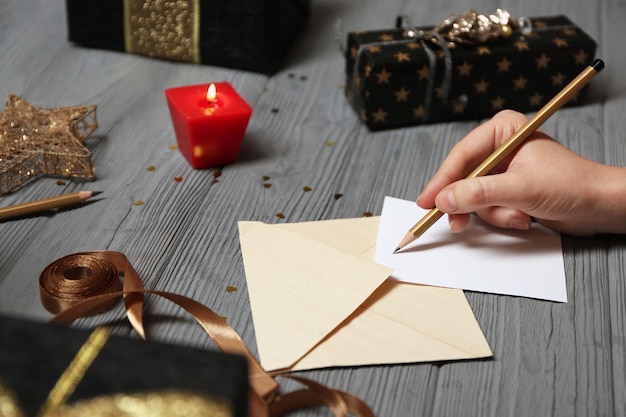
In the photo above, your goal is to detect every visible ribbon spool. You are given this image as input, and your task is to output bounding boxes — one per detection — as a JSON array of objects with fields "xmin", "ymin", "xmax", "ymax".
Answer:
[{"xmin": 39, "ymin": 253, "xmax": 121, "ymax": 316}]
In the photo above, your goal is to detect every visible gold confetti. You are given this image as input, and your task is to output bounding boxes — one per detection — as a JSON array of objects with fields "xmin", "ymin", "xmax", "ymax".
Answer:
[
  {"xmin": 262, "ymin": 175, "xmax": 270, "ymax": 181},
  {"xmin": 363, "ymin": 211, "xmax": 373, "ymax": 217},
  {"xmin": 303, "ymin": 186, "xmax": 312, "ymax": 192},
  {"xmin": 173, "ymin": 176, "xmax": 183, "ymax": 182},
  {"xmin": 56, "ymin": 180, "xmax": 66, "ymax": 186},
  {"xmin": 226, "ymin": 286, "xmax": 238, "ymax": 293},
  {"xmin": 134, "ymin": 200, "xmax": 144, "ymax": 206},
  {"xmin": 325, "ymin": 141, "xmax": 335, "ymax": 147},
  {"xmin": 146, "ymin": 165, "xmax": 156, "ymax": 171},
  {"xmin": 276, "ymin": 213, "xmax": 285, "ymax": 219},
  {"xmin": 169, "ymin": 144, "xmax": 177, "ymax": 150},
  {"xmin": 264, "ymin": 183, "xmax": 272, "ymax": 189}
]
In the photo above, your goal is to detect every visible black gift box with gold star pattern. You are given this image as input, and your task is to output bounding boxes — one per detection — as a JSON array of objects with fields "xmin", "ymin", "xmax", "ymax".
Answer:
[
  {"xmin": 345, "ymin": 15, "xmax": 597, "ymax": 130},
  {"xmin": 65, "ymin": 0, "xmax": 309, "ymax": 74}
]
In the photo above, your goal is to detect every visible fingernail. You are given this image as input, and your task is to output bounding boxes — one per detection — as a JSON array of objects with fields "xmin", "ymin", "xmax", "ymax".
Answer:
[
  {"xmin": 509, "ymin": 218, "xmax": 530, "ymax": 230},
  {"xmin": 448, "ymin": 216, "xmax": 459, "ymax": 232}
]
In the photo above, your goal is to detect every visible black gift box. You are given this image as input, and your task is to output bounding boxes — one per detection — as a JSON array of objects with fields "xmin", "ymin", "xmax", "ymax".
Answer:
[
  {"xmin": 0, "ymin": 315, "xmax": 248, "ymax": 417},
  {"xmin": 65, "ymin": 0, "xmax": 310, "ymax": 74},
  {"xmin": 345, "ymin": 15, "xmax": 598, "ymax": 130}
]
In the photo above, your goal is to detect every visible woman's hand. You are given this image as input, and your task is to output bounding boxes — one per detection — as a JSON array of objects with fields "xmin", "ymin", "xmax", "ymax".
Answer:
[{"xmin": 417, "ymin": 110, "xmax": 626, "ymax": 236}]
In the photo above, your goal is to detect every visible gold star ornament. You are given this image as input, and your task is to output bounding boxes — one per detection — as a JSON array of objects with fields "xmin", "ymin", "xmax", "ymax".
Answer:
[{"xmin": 0, "ymin": 95, "xmax": 98, "ymax": 194}]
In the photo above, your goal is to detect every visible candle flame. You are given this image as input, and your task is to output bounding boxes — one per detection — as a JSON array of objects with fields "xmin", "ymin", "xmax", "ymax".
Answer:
[{"xmin": 207, "ymin": 84, "xmax": 216, "ymax": 102}]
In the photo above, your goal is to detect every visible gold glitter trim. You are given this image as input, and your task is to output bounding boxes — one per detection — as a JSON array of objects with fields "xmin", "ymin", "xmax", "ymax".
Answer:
[
  {"xmin": 124, "ymin": 0, "xmax": 200, "ymax": 64},
  {"xmin": 0, "ymin": 384, "xmax": 26, "ymax": 417},
  {"xmin": 39, "ymin": 327, "xmax": 110, "ymax": 415},
  {"xmin": 46, "ymin": 391, "xmax": 232, "ymax": 417}
]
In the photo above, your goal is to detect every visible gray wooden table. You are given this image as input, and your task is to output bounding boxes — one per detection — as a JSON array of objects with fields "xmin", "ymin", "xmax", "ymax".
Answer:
[{"xmin": 1, "ymin": 0, "xmax": 625, "ymax": 416}]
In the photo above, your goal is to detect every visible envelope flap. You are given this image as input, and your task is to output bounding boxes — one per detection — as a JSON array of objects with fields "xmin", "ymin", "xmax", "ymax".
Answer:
[
  {"xmin": 287, "ymin": 280, "xmax": 492, "ymax": 371},
  {"xmin": 272, "ymin": 217, "xmax": 381, "ymax": 258},
  {"xmin": 238, "ymin": 221, "xmax": 392, "ymax": 371}
]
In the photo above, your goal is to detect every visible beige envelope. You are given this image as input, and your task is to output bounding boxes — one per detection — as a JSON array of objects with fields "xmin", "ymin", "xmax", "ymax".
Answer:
[{"xmin": 238, "ymin": 217, "xmax": 492, "ymax": 373}]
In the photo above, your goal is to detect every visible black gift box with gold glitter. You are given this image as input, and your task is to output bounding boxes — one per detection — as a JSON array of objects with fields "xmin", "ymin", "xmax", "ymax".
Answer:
[
  {"xmin": 65, "ymin": 0, "xmax": 310, "ymax": 74},
  {"xmin": 0, "ymin": 315, "xmax": 248, "ymax": 417},
  {"xmin": 345, "ymin": 13, "xmax": 598, "ymax": 130}
]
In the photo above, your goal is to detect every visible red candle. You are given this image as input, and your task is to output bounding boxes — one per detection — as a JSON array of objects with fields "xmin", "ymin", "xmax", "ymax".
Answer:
[{"xmin": 164, "ymin": 82, "xmax": 252, "ymax": 169}]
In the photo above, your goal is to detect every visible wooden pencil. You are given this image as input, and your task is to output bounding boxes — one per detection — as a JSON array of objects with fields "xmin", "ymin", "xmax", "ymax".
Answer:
[
  {"xmin": 394, "ymin": 58, "xmax": 605, "ymax": 253},
  {"xmin": 0, "ymin": 191, "xmax": 102, "ymax": 220}
]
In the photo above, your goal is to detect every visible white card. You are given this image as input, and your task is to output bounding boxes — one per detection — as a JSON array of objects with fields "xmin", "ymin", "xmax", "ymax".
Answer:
[{"xmin": 375, "ymin": 196, "xmax": 567, "ymax": 302}]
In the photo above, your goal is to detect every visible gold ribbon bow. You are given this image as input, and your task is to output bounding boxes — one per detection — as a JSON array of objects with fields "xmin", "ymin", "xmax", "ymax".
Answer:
[
  {"xmin": 38, "ymin": 251, "xmax": 375, "ymax": 417},
  {"xmin": 420, "ymin": 9, "xmax": 532, "ymax": 48}
]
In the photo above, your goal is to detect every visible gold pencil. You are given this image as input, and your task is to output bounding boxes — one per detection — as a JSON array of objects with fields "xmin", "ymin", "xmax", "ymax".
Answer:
[
  {"xmin": 0, "ymin": 191, "xmax": 102, "ymax": 220},
  {"xmin": 394, "ymin": 58, "xmax": 605, "ymax": 253}
]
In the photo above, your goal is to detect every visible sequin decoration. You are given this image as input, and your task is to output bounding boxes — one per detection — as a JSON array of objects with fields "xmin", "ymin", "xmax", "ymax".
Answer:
[
  {"xmin": 125, "ymin": 0, "xmax": 200, "ymax": 63},
  {"xmin": 52, "ymin": 391, "xmax": 233, "ymax": 417},
  {"xmin": 0, "ymin": 95, "xmax": 98, "ymax": 195}
]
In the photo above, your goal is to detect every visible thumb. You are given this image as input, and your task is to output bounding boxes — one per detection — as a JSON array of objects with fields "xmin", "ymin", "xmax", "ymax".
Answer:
[{"xmin": 434, "ymin": 175, "xmax": 528, "ymax": 214}]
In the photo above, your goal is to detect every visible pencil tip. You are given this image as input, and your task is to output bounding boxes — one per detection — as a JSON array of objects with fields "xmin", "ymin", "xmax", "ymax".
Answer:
[
  {"xmin": 90, "ymin": 191, "xmax": 103, "ymax": 197},
  {"xmin": 393, "ymin": 247, "xmax": 400, "ymax": 254}
]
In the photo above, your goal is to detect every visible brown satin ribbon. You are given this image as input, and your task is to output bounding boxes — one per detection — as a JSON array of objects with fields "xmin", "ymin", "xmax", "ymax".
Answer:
[{"xmin": 39, "ymin": 251, "xmax": 375, "ymax": 417}]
